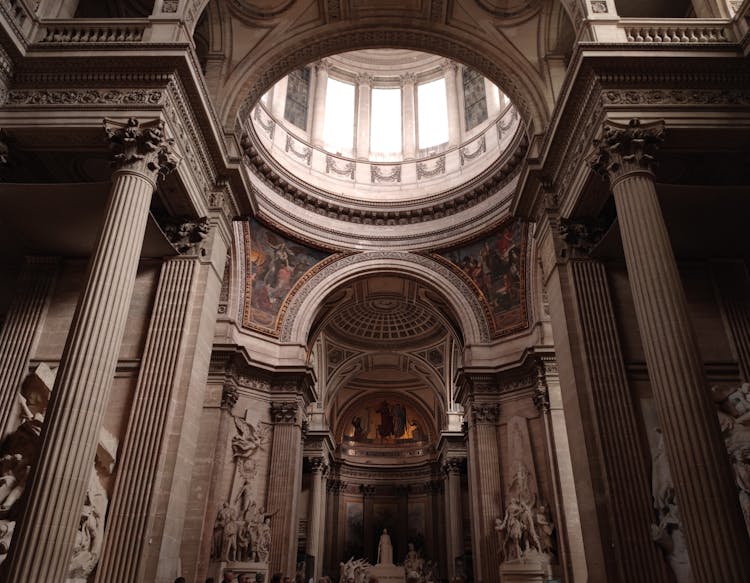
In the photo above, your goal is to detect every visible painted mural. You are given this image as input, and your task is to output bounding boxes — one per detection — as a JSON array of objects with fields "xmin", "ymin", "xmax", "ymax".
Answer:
[
  {"xmin": 343, "ymin": 397, "xmax": 430, "ymax": 446},
  {"xmin": 242, "ymin": 220, "xmax": 329, "ymax": 334},
  {"xmin": 438, "ymin": 219, "xmax": 527, "ymax": 336}
]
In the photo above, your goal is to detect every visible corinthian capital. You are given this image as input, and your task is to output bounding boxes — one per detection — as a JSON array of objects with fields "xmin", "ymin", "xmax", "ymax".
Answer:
[
  {"xmin": 469, "ymin": 402, "xmax": 500, "ymax": 424},
  {"xmin": 104, "ymin": 117, "xmax": 179, "ymax": 180},
  {"xmin": 270, "ymin": 400, "xmax": 300, "ymax": 424},
  {"xmin": 589, "ymin": 119, "xmax": 664, "ymax": 185}
]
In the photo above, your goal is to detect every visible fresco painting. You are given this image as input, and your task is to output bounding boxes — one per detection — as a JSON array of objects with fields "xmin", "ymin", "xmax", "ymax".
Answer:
[
  {"xmin": 439, "ymin": 219, "xmax": 527, "ymax": 336},
  {"xmin": 242, "ymin": 220, "xmax": 329, "ymax": 332},
  {"xmin": 343, "ymin": 397, "xmax": 429, "ymax": 445}
]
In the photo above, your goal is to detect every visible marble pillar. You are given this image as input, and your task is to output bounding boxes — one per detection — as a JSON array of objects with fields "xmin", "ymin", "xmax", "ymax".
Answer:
[
  {"xmin": 401, "ymin": 73, "xmax": 417, "ymax": 160},
  {"xmin": 355, "ymin": 73, "xmax": 372, "ymax": 160},
  {"xmin": 0, "ymin": 256, "xmax": 58, "ymax": 438},
  {"xmin": 268, "ymin": 400, "xmax": 305, "ymax": 576},
  {"xmin": 591, "ymin": 118, "xmax": 750, "ymax": 581},
  {"xmin": 96, "ymin": 218, "xmax": 226, "ymax": 583},
  {"xmin": 306, "ymin": 457, "xmax": 329, "ymax": 579},
  {"xmin": 464, "ymin": 395, "xmax": 501, "ymax": 583},
  {"xmin": 311, "ymin": 60, "xmax": 330, "ymax": 147},
  {"xmin": 442, "ymin": 60, "xmax": 461, "ymax": 147},
  {"xmin": 442, "ymin": 458, "xmax": 464, "ymax": 578},
  {"xmin": 3, "ymin": 118, "xmax": 177, "ymax": 582}
]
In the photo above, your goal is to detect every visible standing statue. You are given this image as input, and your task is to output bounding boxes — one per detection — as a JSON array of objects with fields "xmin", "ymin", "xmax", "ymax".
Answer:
[
  {"xmin": 650, "ymin": 429, "xmax": 694, "ymax": 583},
  {"xmin": 403, "ymin": 543, "xmax": 424, "ymax": 576},
  {"xmin": 377, "ymin": 528, "xmax": 393, "ymax": 565},
  {"xmin": 495, "ymin": 497, "xmax": 541, "ymax": 562},
  {"xmin": 256, "ymin": 516, "xmax": 272, "ymax": 563}
]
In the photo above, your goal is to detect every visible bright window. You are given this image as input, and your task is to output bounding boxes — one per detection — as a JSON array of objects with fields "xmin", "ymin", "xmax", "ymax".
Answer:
[
  {"xmin": 417, "ymin": 78, "xmax": 449, "ymax": 149},
  {"xmin": 370, "ymin": 88, "xmax": 402, "ymax": 159},
  {"xmin": 323, "ymin": 78, "xmax": 356, "ymax": 154}
]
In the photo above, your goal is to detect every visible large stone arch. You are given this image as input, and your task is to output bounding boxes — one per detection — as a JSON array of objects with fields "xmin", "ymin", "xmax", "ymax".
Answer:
[
  {"xmin": 279, "ymin": 252, "xmax": 492, "ymax": 347},
  {"xmin": 219, "ymin": 19, "xmax": 553, "ymax": 136}
]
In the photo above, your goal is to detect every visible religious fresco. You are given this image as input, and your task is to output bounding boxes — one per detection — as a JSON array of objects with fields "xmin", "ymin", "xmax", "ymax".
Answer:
[
  {"xmin": 242, "ymin": 219, "xmax": 330, "ymax": 334},
  {"xmin": 342, "ymin": 397, "xmax": 430, "ymax": 446},
  {"xmin": 437, "ymin": 219, "xmax": 527, "ymax": 337}
]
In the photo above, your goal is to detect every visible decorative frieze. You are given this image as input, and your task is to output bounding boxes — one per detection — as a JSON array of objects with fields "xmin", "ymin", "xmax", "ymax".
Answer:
[
  {"xmin": 254, "ymin": 106, "xmax": 276, "ymax": 140},
  {"xmin": 285, "ymin": 134, "xmax": 312, "ymax": 165},
  {"xmin": 5, "ymin": 88, "xmax": 164, "ymax": 106},
  {"xmin": 602, "ymin": 89, "xmax": 750, "ymax": 106},
  {"xmin": 325, "ymin": 155, "xmax": 355, "ymax": 179},
  {"xmin": 416, "ymin": 155, "xmax": 446, "ymax": 180},
  {"xmin": 371, "ymin": 165, "xmax": 401, "ymax": 184},
  {"xmin": 459, "ymin": 135, "xmax": 486, "ymax": 166}
]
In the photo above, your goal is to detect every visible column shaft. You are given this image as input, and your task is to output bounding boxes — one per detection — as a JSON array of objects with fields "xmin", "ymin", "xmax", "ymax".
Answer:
[
  {"xmin": 355, "ymin": 75, "xmax": 371, "ymax": 160},
  {"xmin": 443, "ymin": 461, "xmax": 464, "ymax": 577},
  {"xmin": 3, "ymin": 170, "xmax": 155, "ymax": 581},
  {"xmin": 442, "ymin": 61, "xmax": 461, "ymax": 147},
  {"xmin": 311, "ymin": 61, "xmax": 329, "ymax": 147},
  {"xmin": 95, "ymin": 256, "xmax": 198, "ymax": 582},
  {"xmin": 465, "ymin": 404, "xmax": 501, "ymax": 583},
  {"xmin": 613, "ymin": 172, "xmax": 750, "ymax": 581},
  {"xmin": 0, "ymin": 257, "xmax": 58, "ymax": 437},
  {"xmin": 306, "ymin": 462, "xmax": 327, "ymax": 578},
  {"xmin": 401, "ymin": 75, "xmax": 416, "ymax": 160}
]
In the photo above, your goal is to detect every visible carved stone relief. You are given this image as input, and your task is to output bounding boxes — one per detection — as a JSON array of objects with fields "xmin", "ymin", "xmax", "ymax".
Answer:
[{"xmin": 0, "ymin": 364, "xmax": 117, "ymax": 581}]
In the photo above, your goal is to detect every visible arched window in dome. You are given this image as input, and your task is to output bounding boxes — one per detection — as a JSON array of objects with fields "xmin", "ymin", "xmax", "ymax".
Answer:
[
  {"xmin": 370, "ymin": 87, "xmax": 402, "ymax": 160},
  {"xmin": 323, "ymin": 77, "xmax": 356, "ymax": 154},
  {"xmin": 284, "ymin": 67, "xmax": 311, "ymax": 130},
  {"xmin": 417, "ymin": 78, "xmax": 449, "ymax": 150},
  {"xmin": 462, "ymin": 66, "xmax": 488, "ymax": 131}
]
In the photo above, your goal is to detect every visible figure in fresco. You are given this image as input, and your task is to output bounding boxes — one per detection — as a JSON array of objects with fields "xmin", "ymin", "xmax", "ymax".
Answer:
[
  {"xmin": 393, "ymin": 403, "xmax": 407, "ymax": 438},
  {"xmin": 376, "ymin": 401, "xmax": 394, "ymax": 439},
  {"xmin": 440, "ymin": 220, "xmax": 525, "ymax": 334},
  {"xmin": 352, "ymin": 416, "xmax": 368, "ymax": 442}
]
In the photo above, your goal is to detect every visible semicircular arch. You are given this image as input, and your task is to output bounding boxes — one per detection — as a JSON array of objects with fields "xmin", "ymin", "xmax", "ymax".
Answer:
[
  {"xmin": 279, "ymin": 252, "xmax": 492, "ymax": 347},
  {"xmin": 220, "ymin": 21, "xmax": 552, "ymax": 137}
]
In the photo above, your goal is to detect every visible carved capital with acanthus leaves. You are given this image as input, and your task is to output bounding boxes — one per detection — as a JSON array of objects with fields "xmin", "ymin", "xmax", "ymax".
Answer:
[
  {"xmin": 270, "ymin": 400, "xmax": 301, "ymax": 425},
  {"xmin": 442, "ymin": 457, "xmax": 466, "ymax": 476},
  {"xmin": 558, "ymin": 217, "xmax": 606, "ymax": 259},
  {"xmin": 162, "ymin": 217, "xmax": 210, "ymax": 254},
  {"xmin": 104, "ymin": 117, "xmax": 179, "ymax": 182},
  {"xmin": 221, "ymin": 383, "xmax": 239, "ymax": 410},
  {"xmin": 468, "ymin": 402, "xmax": 500, "ymax": 425},
  {"xmin": 589, "ymin": 119, "xmax": 664, "ymax": 187},
  {"xmin": 307, "ymin": 456, "xmax": 329, "ymax": 475}
]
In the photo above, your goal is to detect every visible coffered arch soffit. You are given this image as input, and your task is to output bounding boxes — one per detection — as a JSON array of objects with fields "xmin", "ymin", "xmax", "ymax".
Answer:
[
  {"xmin": 324, "ymin": 351, "xmax": 448, "ymax": 414},
  {"xmin": 279, "ymin": 252, "xmax": 492, "ymax": 347},
  {"xmin": 207, "ymin": 1, "xmax": 569, "ymax": 135}
]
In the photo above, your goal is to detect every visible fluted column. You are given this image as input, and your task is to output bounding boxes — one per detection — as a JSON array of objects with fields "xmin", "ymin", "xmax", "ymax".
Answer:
[
  {"xmin": 306, "ymin": 457, "xmax": 328, "ymax": 579},
  {"xmin": 463, "ymin": 392, "xmax": 501, "ymax": 583},
  {"xmin": 355, "ymin": 73, "xmax": 372, "ymax": 160},
  {"xmin": 401, "ymin": 73, "xmax": 417, "ymax": 160},
  {"xmin": 0, "ymin": 256, "xmax": 58, "ymax": 437},
  {"xmin": 311, "ymin": 60, "xmax": 330, "ymax": 147},
  {"xmin": 95, "ymin": 222, "xmax": 217, "ymax": 583},
  {"xmin": 2, "ymin": 118, "xmax": 177, "ymax": 582},
  {"xmin": 591, "ymin": 118, "xmax": 750, "ymax": 581},
  {"xmin": 268, "ymin": 400, "xmax": 305, "ymax": 576},
  {"xmin": 442, "ymin": 458, "xmax": 464, "ymax": 578},
  {"xmin": 442, "ymin": 60, "xmax": 461, "ymax": 147}
]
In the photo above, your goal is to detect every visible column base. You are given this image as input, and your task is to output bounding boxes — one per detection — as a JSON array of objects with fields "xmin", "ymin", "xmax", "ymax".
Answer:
[{"xmin": 499, "ymin": 553, "xmax": 555, "ymax": 583}]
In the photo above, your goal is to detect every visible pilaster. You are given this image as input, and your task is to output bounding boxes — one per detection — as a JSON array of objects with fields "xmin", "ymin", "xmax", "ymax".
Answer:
[
  {"xmin": 442, "ymin": 457, "xmax": 465, "ymax": 578},
  {"xmin": 442, "ymin": 60, "xmax": 461, "ymax": 147},
  {"xmin": 311, "ymin": 60, "xmax": 330, "ymax": 147},
  {"xmin": 401, "ymin": 73, "xmax": 417, "ymax": 160},
  {"xmin": 355, "ymin": 73, "xmax": 372, "ymax": 160},
  {"xmin": 0, "ymin": 256, "xmax": 58, "ymax": 438},
  {"xmin": 268, "ymin": 396, "xmax": 307, "ymax": 576}
]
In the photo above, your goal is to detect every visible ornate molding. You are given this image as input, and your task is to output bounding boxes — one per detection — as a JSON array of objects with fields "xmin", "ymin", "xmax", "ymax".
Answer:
[
  {"xmin": 371, "ymin": 165, "xmax": 401, "ymax": 184},
  {"xmin": 6, "ymin": 89, "xmax": 164, "ymax": 106},
  {"xmin": 104, "ymin": 117, "xmax": 179, "ymax": 180},
  {"xmin": 416, "ymin": 156, "xmax": 446, "ymax": 180},
  {"xmin": 442, "ymin": 457, "xmax": 466, "ymax": 475},
  {"xmin": 589, "ymin": 118, "xmax": 665, "ymax": 186},
  {"xmin": 326, "ymin": 155, "xmax": 355, "ymax": 179},
  {"xmin": 459, "ymin": 136, "xmax": 486, "ymax": 166},
  {"xmin": 601, "ymin": 89, "xmax": 750, "ymax": 106},
  {"xmin": 558, "ymin": 217, "xmax": 606, "ymax": 258},
  {"xmin": 279, "ymin": 252, "xmax": 492, "ymax": 343},
  {"xmin": 285, "ymin": 134, "xmax": 312, "ymax": 165},
  {"xmin": 307, "ymin": 456, "xmax": 329, "ymax": 475}
]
